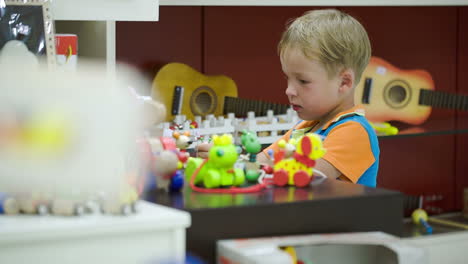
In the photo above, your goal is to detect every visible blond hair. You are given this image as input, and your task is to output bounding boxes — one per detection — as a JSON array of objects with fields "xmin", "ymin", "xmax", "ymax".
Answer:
[{"xmin": 278, "ymin": 9, "xmax": 371, "ymax": 85}]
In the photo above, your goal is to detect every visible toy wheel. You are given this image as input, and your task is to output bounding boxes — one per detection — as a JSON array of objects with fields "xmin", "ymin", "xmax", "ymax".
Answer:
[
  {"xmin": 169, "ymin": 170, "xmax": 184, "ymax": 192},
  {"xmin": 273, "ymin": 170, "xmax": 289, "ymax": 186},
  {"xmin": 184, "ymin": 157, "xmax": 204, "ymax": 183},
  {"xmin": 37, "ymin": 204, "xmax": 49, "ymax": 215},
  {"xmin": 74, "ymin": 204, "xmax": 85, "ymax": 216},
  {"xmin": 294, "ymin": 171, "xmax": 311, "ymax": 187},
  {"xmin": 204, "ymin": 170, "xmax": 221, "ymax": 188},
  {"xmin": 233, "ymin": 168, "xmax": 246, "ymax": 186},
  {"xmin": 121, "ymin": 204, "xmax": 132, "ymax": 215}
]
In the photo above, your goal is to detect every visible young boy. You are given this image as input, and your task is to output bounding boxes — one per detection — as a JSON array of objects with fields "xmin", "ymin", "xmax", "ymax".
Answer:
[{"xmin": 199, "ymin": 9, "xmax": 379, "ymax": 187}]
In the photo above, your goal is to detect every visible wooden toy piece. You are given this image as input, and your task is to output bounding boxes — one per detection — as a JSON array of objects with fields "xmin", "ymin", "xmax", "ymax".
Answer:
[
  {"xmin": 411, "ymin": 208, "xmax": 433, "ymax": 234},
  {"xmin": 147, "ymin": 136, "xmax": 185, "ymax": 192},
  {"xmin": 185, "ymin": 134, "xmax": 245, "ymax": 188},
  {"xmin": 0, "ymin": 194, "xmax": 20, "ymax": 215},
  {"xmin": 100, "ymin": 186, "xmax": 138, "ymax": 215},
  {"xmin": 277, "ymin": 138, "xmax": 297, "ymax": 159},
  {"xmin": 273, "ymin": 134, "xmax": 326, "ymax": 187},
  {"xmin": 240, "ymin": 130, "xmax": 262, "ymax": 182},
  {"xmin": 173, "ymin": 131, "xmax": 192, "ymax": 151},
  {"xmin": 51, "ymin": 199, "xmax": 86, "ymax": 216},
  {"xmin": 16, "ymin": 193, "xmax": 51, "ymax": 215},
  {"xmin": 280, "ymin": 246, "xmax": 298, "ymax": 263}
]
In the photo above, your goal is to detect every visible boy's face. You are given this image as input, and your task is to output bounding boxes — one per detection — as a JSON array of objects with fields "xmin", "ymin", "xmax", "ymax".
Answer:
[{"xmin": 281, "ymin": 47, "xmax": 343, "ymax": 121}]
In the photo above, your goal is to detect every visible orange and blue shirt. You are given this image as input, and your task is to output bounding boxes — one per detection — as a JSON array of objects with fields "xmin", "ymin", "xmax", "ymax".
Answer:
[{"xmin": 263, "ymin": 105, "xmax": 379, "ymax": 187}]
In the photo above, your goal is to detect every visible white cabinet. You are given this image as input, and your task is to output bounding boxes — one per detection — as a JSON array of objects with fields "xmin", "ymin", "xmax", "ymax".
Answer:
[
  {"xmin": 0, "ymin": 201, "xmax": 191, "ymax": 264},
  {"xmin": 404, "ymin": 231, "xmax": 468, "ymax": 264},
  {"xmin": 53, "ymin": 0, "xmax": 159, "ymax": 71}
]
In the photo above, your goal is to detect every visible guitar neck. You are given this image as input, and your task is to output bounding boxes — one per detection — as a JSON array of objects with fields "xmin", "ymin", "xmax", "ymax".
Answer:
[
  {"xmin": 223, "ymin": 96, "xmax": 290, "ymax": 117},
  {"xmin": 419, "ymin": 89, "xmax": 468, "ymax": 111}
]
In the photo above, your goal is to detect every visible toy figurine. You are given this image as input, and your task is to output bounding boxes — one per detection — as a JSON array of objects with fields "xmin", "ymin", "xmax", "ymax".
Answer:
[
  {"xmin": 185, "ymin": 134, "xmax": 245, "ymax": 188},
  {"xmin": 147, "ymin": 137, "xmax": 185, "ymax": 192},
  {"xmin": 240, "ymin": 130, "xmax": 262, "ymax": 182},
  {"xmin": 273, "ymin": 133, "xmax": 326, "ymax": 187},
  {"xmin": 277, "ymin": 138, "xmax": 297, "ymax": 159},
  {"xmin": 173, "ymin": 131, "xmax": 192, "ymax": 151}
]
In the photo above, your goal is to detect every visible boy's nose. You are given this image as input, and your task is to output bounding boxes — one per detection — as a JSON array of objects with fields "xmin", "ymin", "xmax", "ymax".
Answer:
[{"xmin": 285, "ymin": 84, "xmax": 297, "ymax": 97}]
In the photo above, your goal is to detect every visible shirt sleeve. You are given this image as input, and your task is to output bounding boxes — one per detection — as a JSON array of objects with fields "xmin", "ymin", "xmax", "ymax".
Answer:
[{"xmin": 321, "ymin": 121, "xmax": 375, "ymax": 183}]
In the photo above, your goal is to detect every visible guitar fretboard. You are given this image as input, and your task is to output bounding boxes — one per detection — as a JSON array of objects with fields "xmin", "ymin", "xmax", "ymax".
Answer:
[
  {"xmin": 419, "ymin": 89, "xmax": 468, "ymax": 111},
  {"xmin": 223, "ymin": 96, "xmax": 289, "ymax": 117}
]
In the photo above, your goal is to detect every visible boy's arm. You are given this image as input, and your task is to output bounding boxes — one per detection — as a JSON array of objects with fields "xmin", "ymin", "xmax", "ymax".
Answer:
[{"xmin": 315, "ymin": 159, "xmax": 342, "ymax": 180}]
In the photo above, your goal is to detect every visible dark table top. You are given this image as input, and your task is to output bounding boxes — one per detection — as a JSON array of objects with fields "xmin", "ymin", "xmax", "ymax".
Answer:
[
  {"xmin": 144, "ymin": 179, "xmax": 404, "ymax": 263},
  {"xmin": 144, "ymin": 178, "xmax": 401, "ymax": 211}
]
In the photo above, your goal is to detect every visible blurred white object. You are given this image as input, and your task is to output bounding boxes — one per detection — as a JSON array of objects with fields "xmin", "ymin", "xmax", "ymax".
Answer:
[
  {"xmin": 0, "ymin": 59, "xmax": 153, "ymax": 211},
  {"xmin": 0, "ymin": 40, "xmax": 39, "ymax": 67}
]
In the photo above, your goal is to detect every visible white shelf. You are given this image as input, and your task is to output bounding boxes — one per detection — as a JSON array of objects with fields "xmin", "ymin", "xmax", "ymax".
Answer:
[
  {"xmin": 159, "ymin": 0, "xmax": 468, "ymax": 6},
  {"xmin": 52, "ymin": 0, "xmax": 159, "ymax": 21},
  {"xmin": 0, "ymin": 201, "xmax": 190, "ymax": 264},
  {"xmin": 52, "ymin": 0, "xmax": 159, "ymax": 72}
]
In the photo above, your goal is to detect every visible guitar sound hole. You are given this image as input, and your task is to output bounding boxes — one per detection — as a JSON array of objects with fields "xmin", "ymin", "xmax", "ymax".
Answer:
[
  {"xmin": 388, "ymin": 85, "xmax": 407, "ymax": 104},
  {"xmin": 195, "ymin": 92, "xmax": 212, "ymax": 114}
]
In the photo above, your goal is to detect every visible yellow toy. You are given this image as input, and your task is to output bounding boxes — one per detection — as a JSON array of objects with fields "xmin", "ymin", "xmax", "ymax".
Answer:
[{"xmin": 273, "ymin": 134, "xmax": 326, "ymax": 187}]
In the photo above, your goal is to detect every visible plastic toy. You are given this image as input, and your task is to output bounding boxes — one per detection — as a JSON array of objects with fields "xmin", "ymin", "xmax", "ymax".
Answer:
[
  {"xmin": 185, "ymin": 134, "xmax": 245, "ymax": 188},
  {"xmin": 173, "ymin": 131, "xmax": 192, "ymax": 151},
  {"xmin": 240, "ymin": 130, "xmax": 262, "ymax": 182},
  {"xmin": 370, "ymin": 122, "xmax": 399, "ymax": 136},
  {"xmin": 411, "ymin": 208, "xmax": 433, "ymax": 234},
  {"xmin": 273, "ymin": 133, "xmax": 326, "ymax": 187},
  {"xmin": 412, "ymin": 208, "xmax": 468, "ymax": 233},
  {"xmin": 147, "ymin": 136, "xmax": 185, "ymax": 192}
]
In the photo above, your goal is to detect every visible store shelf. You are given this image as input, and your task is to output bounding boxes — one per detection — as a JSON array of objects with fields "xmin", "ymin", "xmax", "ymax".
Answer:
[
  {"xmin": 159, "ymin": 0, "xmax": 468, "ymax": 6},
  {"xmin": 378, "ymin": 117, "xmax": 468, "ymax": 139},
  {"xmin": 52, "ymin": 0, "xmax": 159, "ymax": 21},
  {"xmin": 53, "ymin": 0, "xmax": 159, "ymax": 72}
]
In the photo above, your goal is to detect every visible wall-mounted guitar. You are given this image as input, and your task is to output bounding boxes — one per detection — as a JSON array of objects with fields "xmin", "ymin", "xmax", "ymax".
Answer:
[
  {"xmin": 152, "ymin": 62, "xmax": 289, "ymax": 122},
  {"xmin": 355, "ymin": 56, "xmax": 468, "ymax": 125}
]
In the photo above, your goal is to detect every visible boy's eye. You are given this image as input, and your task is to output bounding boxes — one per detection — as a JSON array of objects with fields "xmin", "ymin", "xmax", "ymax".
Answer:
[{"xmin": 298, "ymin": 79, "xmax": 309, "ymax": 84}]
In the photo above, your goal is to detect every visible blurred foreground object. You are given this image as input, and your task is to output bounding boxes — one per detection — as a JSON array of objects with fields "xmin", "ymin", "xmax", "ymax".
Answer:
[{"xmin": 0, "ymin": 58, "xmax": 155, "ymax": 215}]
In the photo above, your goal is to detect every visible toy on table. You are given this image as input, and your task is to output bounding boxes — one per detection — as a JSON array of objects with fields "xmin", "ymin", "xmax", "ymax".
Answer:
[
  {"xmin": 240, "ymin": 130, "xmax": 262, "ymax": 182},
  {"xmin": 370, "ymin": 122, "xmax": 399, "ymax": 136},
  {"xmin": 147, "ymin": 136, "xmax": 185, "ymax": 192},
  {"xmin": 412, "ymin": 208, "xmax": 468, "ymax": 234},
  {"xmin": 411, "ymin": 208, "xmax": 433, "ymax": 234},
  {"xmin": 185, "ymin": 134, "xmax": 245, "ymax": 189},
  {"xmin": 272, "ymin": 133, "xmax": 326, "ymax": 187}
]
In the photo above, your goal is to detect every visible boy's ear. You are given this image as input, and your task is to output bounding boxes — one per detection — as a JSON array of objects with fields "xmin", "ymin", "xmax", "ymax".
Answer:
[{"xmin": 338, "ymin": 68, "xmax": 355, "ymax": 94}]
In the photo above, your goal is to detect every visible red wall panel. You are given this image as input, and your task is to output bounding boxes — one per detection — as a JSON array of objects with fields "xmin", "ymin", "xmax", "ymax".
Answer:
[
  {"xmin": 203, "ymin": 6, "xmax": 331, "ymax": 105},
  {"xmin": 455, "ymin": 7, "xmax": 468, "ymax": 210},
  {"xmin": 116, "ymin": 6, "xmax": 203, "ymax": 84}
]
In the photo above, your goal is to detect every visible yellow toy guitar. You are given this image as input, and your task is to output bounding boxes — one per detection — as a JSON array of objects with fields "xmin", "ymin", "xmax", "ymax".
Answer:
[
  {"xmin": 152, "ymin": 62, "xmax": 288, "ymax": 122},
  {"xmin": 355, "ymin": 57, "xmax": 468, "ymax": 125}
]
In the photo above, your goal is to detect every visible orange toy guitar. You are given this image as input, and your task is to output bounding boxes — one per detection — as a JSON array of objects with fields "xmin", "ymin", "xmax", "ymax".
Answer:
[
  {"xmin": 152, "ymin": 62, "xmax": 288, "ymax": 122},
  {"xmin": 355, "ymin": 57, "xmax": 468, "ymax": 125}
]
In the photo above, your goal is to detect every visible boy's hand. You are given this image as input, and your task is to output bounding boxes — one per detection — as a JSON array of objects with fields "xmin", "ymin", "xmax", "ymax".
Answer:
[{"xmin": 196, "ymin": 142, "xmax": 213, "ymax": 158}]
